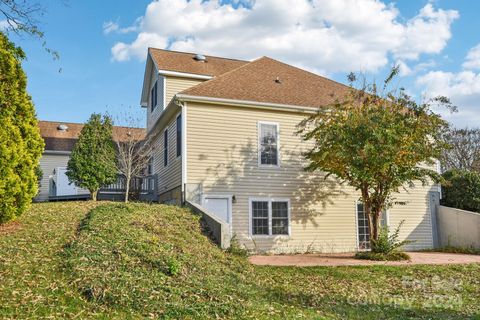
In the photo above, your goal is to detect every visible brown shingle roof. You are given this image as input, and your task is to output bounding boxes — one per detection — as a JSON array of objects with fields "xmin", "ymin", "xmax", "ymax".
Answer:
[
  {"xmin": 149, "ymin": 48, "xmax": 247, "ymax": 77},
  {"xmin": 180, "ymin": 56, "xmax": 351, "ymax": 108},
  {"xmin": 39, "ymin": 121, "xmax": 146, "ymax": 152}
]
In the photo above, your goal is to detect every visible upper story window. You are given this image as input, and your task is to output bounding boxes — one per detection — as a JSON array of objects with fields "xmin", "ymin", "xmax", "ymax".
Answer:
[
  {"xmin": 176, "ymin": 114, "xmax": 182, "ymax": 157},
  {"xmin": 258, "ymin": 121, "xmax": 279, "ymax": 167},
  {"xmin": 163, "ymin": 129, "xmax": 168, "ymax": 167},
  {"xmin": 150, "ymin": 76, "xmax": 165, "ymax": 113},
  {"xmin": 151, "ymin": 80, "xmax": 157, "ymax": 112}
]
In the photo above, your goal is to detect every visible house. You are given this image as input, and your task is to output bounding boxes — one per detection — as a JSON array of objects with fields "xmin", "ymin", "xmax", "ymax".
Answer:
[
  {"xmin": 36, "ymin": 121, "xmax": 147, "ymax": 201},
  {"xmin": 141, "ymin": 48, "xmax": 440, "ymax": 253}
]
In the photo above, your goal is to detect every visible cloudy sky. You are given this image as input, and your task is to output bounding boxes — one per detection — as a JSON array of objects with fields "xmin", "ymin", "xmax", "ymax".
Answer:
[{"xmin": 7, "ymin": 0, "xmax": 480, "ymax": 127}]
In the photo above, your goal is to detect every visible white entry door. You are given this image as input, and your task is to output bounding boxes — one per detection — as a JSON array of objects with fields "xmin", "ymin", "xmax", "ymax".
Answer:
[
  {"xmin": 56, "ymin": 167, "xmax": 77, "ymax": 196},
  {"xmin": 203, "ymin": 195, "xmax": 231, "ymax": 223}
]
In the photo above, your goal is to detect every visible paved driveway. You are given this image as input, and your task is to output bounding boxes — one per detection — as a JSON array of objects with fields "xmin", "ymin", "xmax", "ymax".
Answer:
[{"xmin": 249, "ymin": 252, "xmax": 480, "ymax": 267}]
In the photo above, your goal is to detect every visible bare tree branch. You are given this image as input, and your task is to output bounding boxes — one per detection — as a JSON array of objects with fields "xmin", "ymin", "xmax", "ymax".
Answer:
[{"xmin": 441, "ymin": 127, "xmax": 480, "ymax": 172}]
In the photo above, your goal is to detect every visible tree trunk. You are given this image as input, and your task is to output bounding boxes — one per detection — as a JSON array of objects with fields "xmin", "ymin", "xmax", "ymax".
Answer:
[
  {"xmin": 124, "ymin": 176, "xmax": 130, "ymax": 203},
  {"xmin": 91, "ymin": 190, "xmax": 98, "ymax": 201},
  {"xmin": 371, "ymin": 209, "xmax": 380, "ymax": 240}
]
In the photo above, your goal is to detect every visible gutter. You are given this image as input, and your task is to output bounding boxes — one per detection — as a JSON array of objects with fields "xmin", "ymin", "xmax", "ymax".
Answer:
[
  {"xmin": 158, "ymin": 70, "xmax": 213, "ymax": 80},
  {"xmin": 43, "ymin": 150, "xmax": 71, "ymax": 155},
  {"xmin": 175, "ymin": 94, "xmax": 318, "ymax": 114}
]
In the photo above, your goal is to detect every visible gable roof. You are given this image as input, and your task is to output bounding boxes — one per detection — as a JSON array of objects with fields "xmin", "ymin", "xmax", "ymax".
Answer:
[
  {"xmin": 179, "ymin": 56, "xmax": 351, "ymax": 109},
  {"xmin": 39, "ymin": 121, "xmax": 146, "ymax": 152},
  {"xmin": 149, "ymin": 48, "xmax": 248, "ymax": 77}
]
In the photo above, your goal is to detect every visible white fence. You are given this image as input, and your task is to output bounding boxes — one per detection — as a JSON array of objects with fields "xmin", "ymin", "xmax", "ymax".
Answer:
[{"xmin": 437, "ymin": 206, "xmax": 480, "ymax": 249}]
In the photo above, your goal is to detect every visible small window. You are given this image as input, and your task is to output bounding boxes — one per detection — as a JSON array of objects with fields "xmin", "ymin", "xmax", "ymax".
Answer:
[
  {"xmin": 147, "ymin": 156, "xmax": 153, "ymax": 175},
  {"xmin": 176, "ymin": 114, "xmax": 181, "ymax": 157},
  {"xmin": 258, "ymin": 122, "xmax": 279, "ymax": 166},
  {"xmin": 251, "ymin": 199, "xmax": 289, "ymax": 236},
  {"xmin": 163, "ymin": 129, "xmax": 168, "ymax": 167},
  {"xmin": 356, "ymin": 202, "xmax": 388, "ymax": 249},
  {"xmin": 151, "ymin": 80, "xmax": 158, "ymax": 112}
]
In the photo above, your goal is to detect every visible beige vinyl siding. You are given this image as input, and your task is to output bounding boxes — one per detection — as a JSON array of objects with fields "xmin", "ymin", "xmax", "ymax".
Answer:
[
  {"xmin": 151, "ymin": 112, "xmax": 182, "ymax": 203},
  {"xmin": 146, "ymin": 70, "xmax": 163, "ymax": 132},
  {"xmin": 186, "ymin": 102, "xmax": 436, "ymax": 253},
  {"xmin": 165, "ymin": 76, "xmax": 203, "ymax": 105},
  {"xmin": 147, "ymin": 75, "xmax": 203, "ymax": 202}
]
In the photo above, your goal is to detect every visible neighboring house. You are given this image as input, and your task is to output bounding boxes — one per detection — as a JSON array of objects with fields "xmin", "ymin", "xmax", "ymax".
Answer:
[
  {"xmin": 36, "ymin": 121, "xmax": 146, "ymax": 201},
  {"xmin": 141, "ymin": 48, "xmax": 440, "ymax": 253}
]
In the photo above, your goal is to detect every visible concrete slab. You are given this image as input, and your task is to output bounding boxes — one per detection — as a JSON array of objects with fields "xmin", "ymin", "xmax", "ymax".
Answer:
[{"xmin": 249, "ymin": 252, "xmax": 480, "ymax": 267}]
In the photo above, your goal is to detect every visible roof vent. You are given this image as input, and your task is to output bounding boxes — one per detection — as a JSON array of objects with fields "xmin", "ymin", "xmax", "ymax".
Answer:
[
  {"xmin": 57, "ymin": 124, "xmax": 68, "ymax": 131},
  {"xmin": 275, "ymin": 76, "xmax": 282, "ymax": 84},
  {"xmin": 193, "ymin": 54, "xmax": 207, "ymax": 62}
]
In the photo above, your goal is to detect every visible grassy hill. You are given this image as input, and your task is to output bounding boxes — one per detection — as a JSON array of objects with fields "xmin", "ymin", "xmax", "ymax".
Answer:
[{"xmin": 1, "ymin": 202, "xmax": 480, "ymax": 319}]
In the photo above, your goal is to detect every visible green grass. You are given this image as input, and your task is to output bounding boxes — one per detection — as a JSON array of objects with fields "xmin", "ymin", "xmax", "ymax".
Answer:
[{"xmin": 1, "ymin": 202, "xmax": 480, "ymax": 319}]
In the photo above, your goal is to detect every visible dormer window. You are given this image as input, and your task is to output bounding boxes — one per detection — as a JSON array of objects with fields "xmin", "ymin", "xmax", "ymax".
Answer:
[{"xmin": 151, "ymin": 80, "xmax": 158, "ymax": 112}]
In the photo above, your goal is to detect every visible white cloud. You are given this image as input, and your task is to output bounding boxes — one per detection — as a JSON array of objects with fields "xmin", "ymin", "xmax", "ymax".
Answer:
[
  {"xmin": 103, "ymin": 21, "xmax": 119, "ymax": 34},
  {"xmin": 417, "ymin": 70, "xmax": 480, "ymax": 127},
  {"xmin": 416, "ymin": 41, "xmax": 480, "ymax": 127},
  {"xmin": 462, "ymin": 44, "xmax": 480, "ymax": 70},
  {"xmin": 107, "ymin": 0, "xmax": 458, "ymax": 74},
  {"xmin": 103, "ymin": 18, "xmax": 141, "ymax": 35}
]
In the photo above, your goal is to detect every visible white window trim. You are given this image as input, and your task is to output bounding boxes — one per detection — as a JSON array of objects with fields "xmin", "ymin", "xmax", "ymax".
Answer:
[
  {"xmin": 163, "ymin": 128, "xmax": 168, "ymax": 167},
  {"xmin": 175, "ymin": 112, "xmax": 182, "ymax": 159},
  {"xmin": 354, "ymin": 200, "xmax": 390, "ymax": 250},
  {"xmin": 160, "ymin": 75, "xmax": 166, "ymax": 111},
  {"xmin": 257, "ymin": 121, "xmax": 280, "ymax": 168},
  {"xmin": 249, "ymin": 197, "xmax": 290, "ymax": 237}
]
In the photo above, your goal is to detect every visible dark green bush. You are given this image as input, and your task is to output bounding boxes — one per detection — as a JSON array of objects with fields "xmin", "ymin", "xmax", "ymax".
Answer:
[
  {"xmin": 355, "ymin": 251, "xmax": 410, "ymax": 261},
  {"xmin": 441, "ymin": 169, "xmax": 480, "ymax": 212}
]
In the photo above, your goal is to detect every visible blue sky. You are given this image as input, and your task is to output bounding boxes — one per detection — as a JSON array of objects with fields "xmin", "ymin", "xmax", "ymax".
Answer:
[{"xmin": 6, "ymin": 0, "xmax": 480, "ymax": 127}]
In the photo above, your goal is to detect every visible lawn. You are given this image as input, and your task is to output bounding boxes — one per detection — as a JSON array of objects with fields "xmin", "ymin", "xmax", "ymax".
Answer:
[{"xmin": 1, "ymin": 202, "xmax": 479, "ymax": 319}]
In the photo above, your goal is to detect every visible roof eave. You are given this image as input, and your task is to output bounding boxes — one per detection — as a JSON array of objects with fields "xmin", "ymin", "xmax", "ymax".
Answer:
[{"xmin": 175, "ymin": 94, "xmax": 318, "ymax": 114}]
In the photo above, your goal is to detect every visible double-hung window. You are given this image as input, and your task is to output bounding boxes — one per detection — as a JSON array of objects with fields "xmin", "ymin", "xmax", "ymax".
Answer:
[
  {"xmin": 163, "ymin": 129, "xmax": 168, "ymax": 167},
  {"xmin": 258, "ymin": 122, "xmax": 279, "ymax": 166},
  {"xmin": 176, "ymin": 114, "xmax": 181, "ymax": 157},
  {"xmin": 151, "ymin": 80, "xmax": 158, "ymax": 112},
  {"xmin": 250, "ymin": 198, "xmax": 290, "ymax": 236}
]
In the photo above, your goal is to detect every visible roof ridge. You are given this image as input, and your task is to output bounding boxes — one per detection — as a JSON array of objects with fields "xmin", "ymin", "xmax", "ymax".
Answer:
[{"xmin": 148, "ymin": 47, "xmax": 248, "ymax": 63}]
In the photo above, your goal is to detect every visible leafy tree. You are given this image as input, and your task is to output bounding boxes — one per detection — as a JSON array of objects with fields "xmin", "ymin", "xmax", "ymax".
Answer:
[
  {"xmin": 298, "ymin": 68, "xmax": 452, "ymax": 245},
  {"xmin": 0, "ymin": 31, "xmax": 44, "ymax": 223},
  {"xmin": 440, "ymin": 128, "xmax": 480, "ymax": 172},
  {"xmin": 441, "ymin": 169, "xmax": 480, "ymax": 213},
  {"xmin": 66, "ymin": 113, "xmax": 117, "ymax": 201}
]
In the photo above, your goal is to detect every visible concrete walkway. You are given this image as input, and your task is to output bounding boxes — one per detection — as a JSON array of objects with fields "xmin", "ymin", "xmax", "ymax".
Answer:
[{"xmin": 249, "ymin": 252, "xmax": 480, "ymax": 267}]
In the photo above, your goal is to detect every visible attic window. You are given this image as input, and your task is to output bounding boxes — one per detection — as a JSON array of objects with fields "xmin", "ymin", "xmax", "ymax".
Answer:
[{"xmin": 57, "ymin": 124, "xmax": 68, "ymax": 131}]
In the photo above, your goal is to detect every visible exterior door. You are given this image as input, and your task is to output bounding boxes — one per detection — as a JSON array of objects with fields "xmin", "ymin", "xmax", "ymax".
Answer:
[
  {"xmin": 203, "ymin": 196, "xmax": 231, "ymax": 223},
  {"xmin": 56, "ymin": 167, "xmax": 77, "ymax": 196}
]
